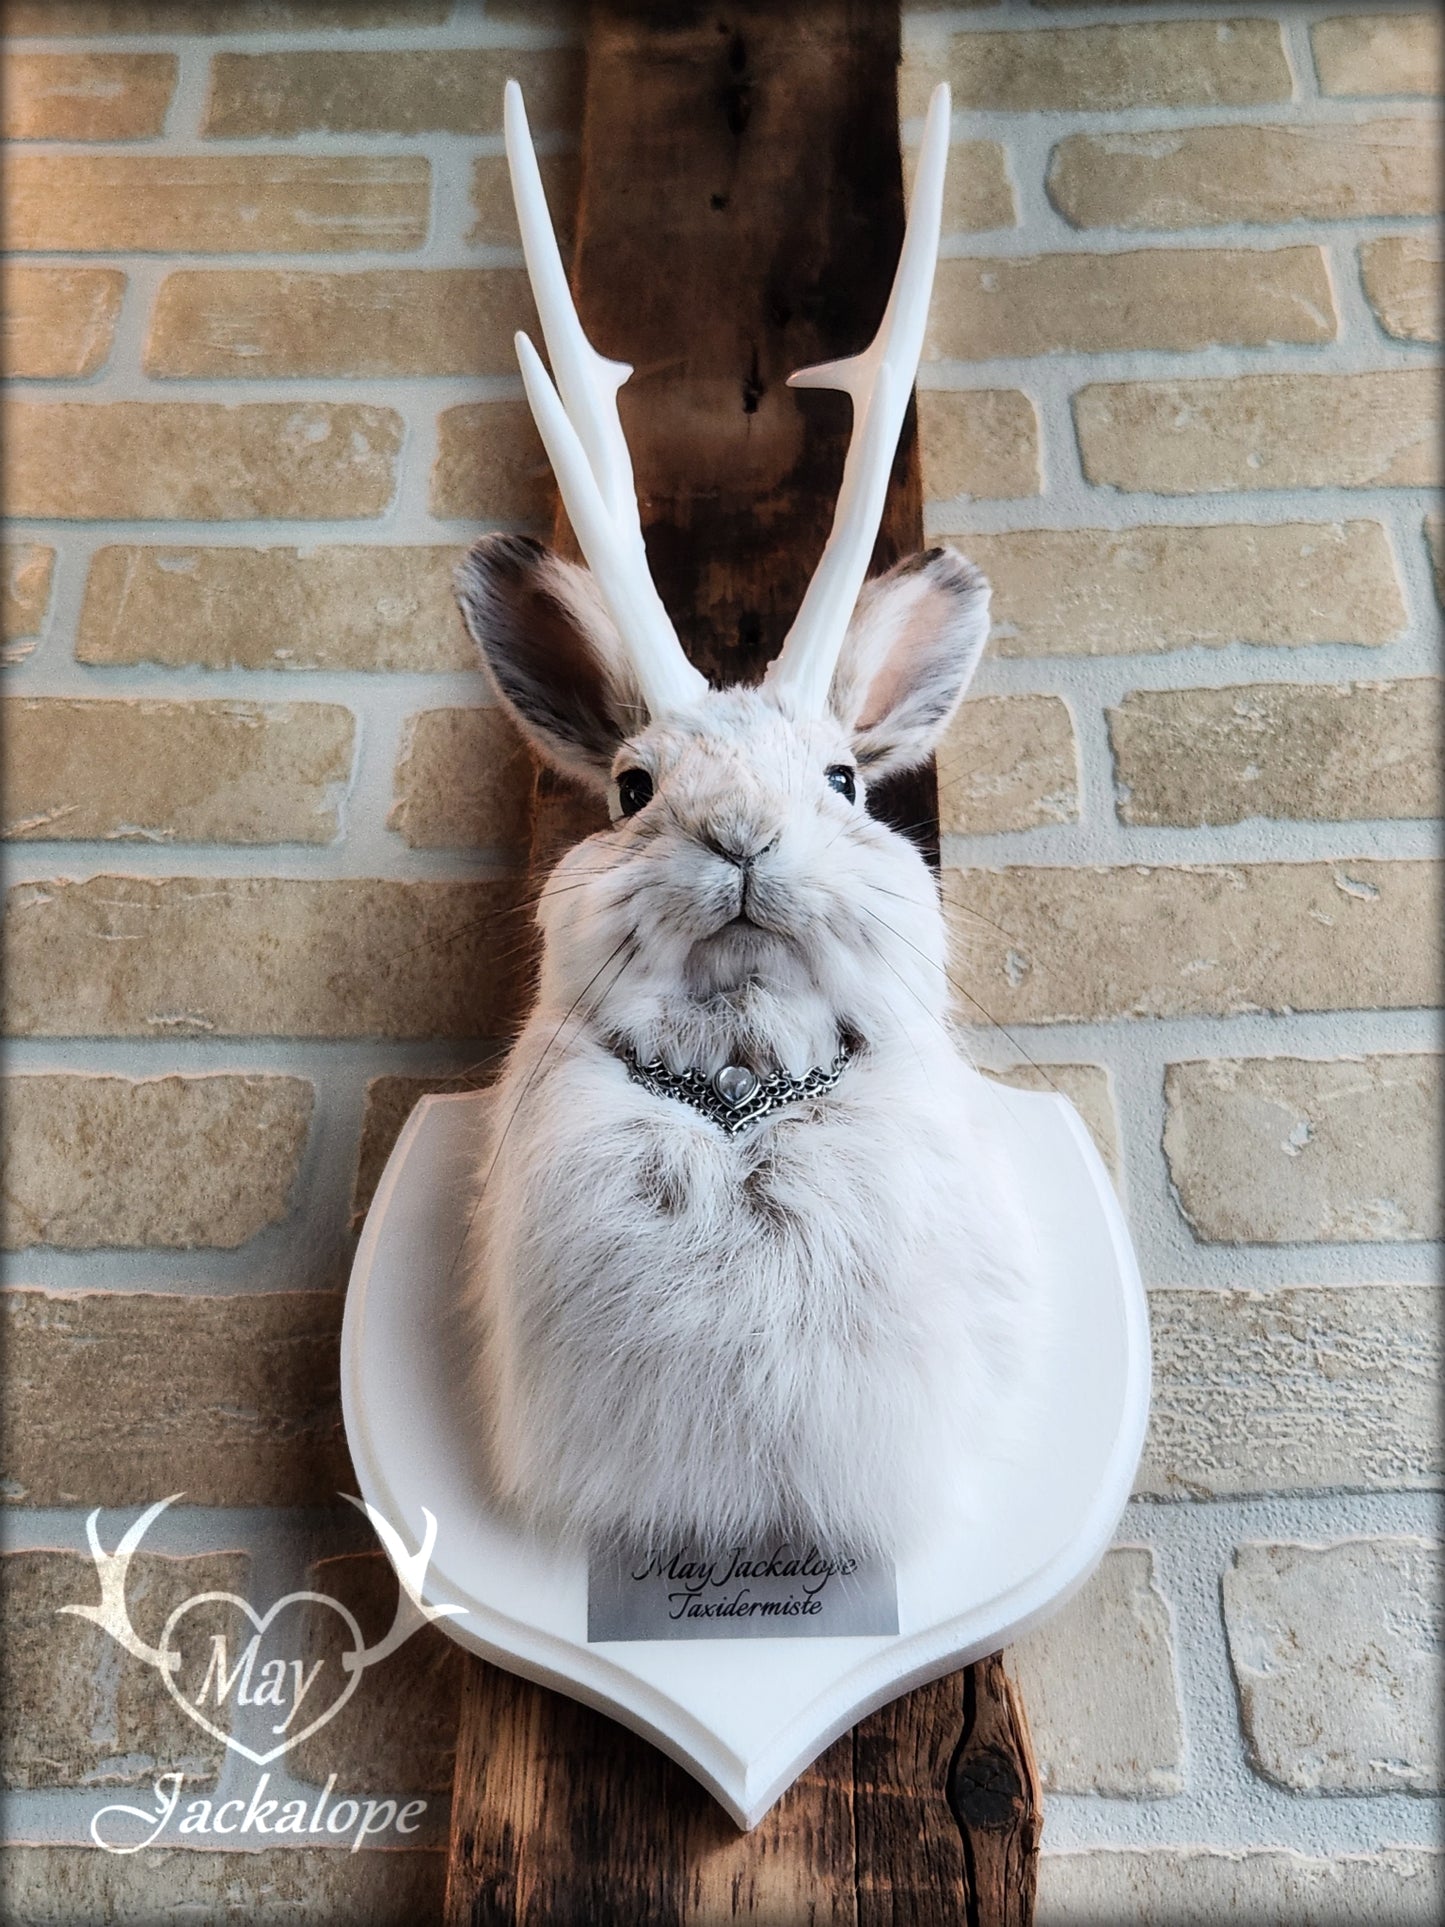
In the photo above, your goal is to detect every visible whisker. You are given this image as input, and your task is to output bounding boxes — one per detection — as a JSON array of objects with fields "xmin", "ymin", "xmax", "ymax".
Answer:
[
  {"xmin": 869, "ymin": 879, "xmax": 1024, "ymax": 947},
  {"xmin": 856, "ymin": 902, "xmax": 1062, "ymax": 1096},
  {"xmin": 857, "ymin": 924, "xmax": 943, "ymax": 1080}
]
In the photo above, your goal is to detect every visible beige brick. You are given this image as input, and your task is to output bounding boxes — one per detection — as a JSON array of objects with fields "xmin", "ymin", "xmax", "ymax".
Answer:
[
  {"xmin": 1, "ymin": 1289, "xmax": 348, "ymax": 1509},
  {"xmin": 1313, "ymin": 12, "xmax": 1443, "ymax": 96},
  {"xmin": 470, "ymin": 150, "xmax": 579, "ymax": 249},
  {"xmin": 431, "ymin": 400, "xmax": 554, "ymax": 523},
  {"xmin": 938, "ymin": 693, "xmax": 1078, "ymax": 834},
  {"xmin": 353, "ymin": 1069, "xmax": 500, "ymax": 1225},
  {"xmin": 2, "ymin": 543, "xmax": 53, "ymax": 644},
  {"xmin": 1142, "ymin": 1284, "xmax": 1441, "ymax": 1499},
  {"xmin": 6, "ymin": 403, "xmax": 402, "ymax": 521},
  {"xmin": 1, "ymin": 1550, "xmax": 245, "ymax": 1789},
  {"xmin": 946, "ymin": 861, "xmax": 1441, "ymax": 1025},
  {"xmin": 902, "ymin": 17, "xmax": 1290, "ymax": 114},
  {"xmin": 389, "ymin": 707, "xmax": 534, "ymax": 853},
  {"xmin": 1009, "ymin": 1549, "xmax": 1182, "ymax": 1796},
  {"xmin": 1362, "ymin": 233, "xmax": 1443, "ymax": 342},
  {"xmin": 1, "ymin": 51, "xmax": 175, "ymax": 139},
  {"xmin": 1164, "ymin": 1054, "xmax": 1442, "ymax": 1244},
  {"xmin": 1109, "ymin": 680, "xmax": 1444, "ymax": 825},
  {"xmin": 2, "ymin": 699, "xmax": 354, "ymax": 844},
  {"xmin": 78, "ymin": 544, "xmax": 472, "ymax": 674},
  {"xmin": 906, "ymin": 139, "xmax": 1015, "ymax": 234},
  {"xmin": 290, "ymin": 1553, "xmax": 462, "ymax": 1792},
  {"xmin": 6, "ymin": 154, "xmax": 429, "ymax": 254},
  {"xmin": 3, "ymin": 877, "xmax": 525, "ymax": 1039},
  {"xmin": 982, "ymin": 1063, "xmax": 1120, "ymax": 1184},
  {"xmin": 205, "ymin": 46, "xmax": 582, "ymax": 137},
  {"xmin": 147, "ymin": 269, "xmax": 537, "ymax": 380},
  {"xmin": 3, "ymin": 1, "xmax": 450, "ymax": 26},
  {"xmin": 948, "ymin": 524, "xmax": 1405, "ymax": 657},
  {"xmin": 1, "ymin": 265, "xmax": 125, "ymax": 380},
  {"xmin": 1048, "ymin": 121, "xmax": 1441, "ymax": 228},
  {"xmin": 0, "ymin": 1074, "xmax": 312, "ymax": 1249},
  {"xmin": 0, "ymin": 1848, "xmax": 445, "ymax": 1925},
  {"xmin": 1075, "ymin": 371, "xmax": 1441, "ymax": 493},
  {"xmin": 1225, "ymin": 1538, "xmax": 1442, "ymax": 1792},
  {"xmin": 1037, "ymin": 1848, "xmax": 1444, "ymax": 1927},
  {"xmin": 917, "ymin": 389, "xmax": 1040, "ymax": 501},
  {"xmin": 929, "ymin": 248, "xmax": 1334, "ymax": 360}
]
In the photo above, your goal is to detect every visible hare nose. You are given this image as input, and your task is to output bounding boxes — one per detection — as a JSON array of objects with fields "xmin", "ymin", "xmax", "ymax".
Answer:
[{"xmin": 698, "ymin": 827, "xmax": 780, "ymax": 869}]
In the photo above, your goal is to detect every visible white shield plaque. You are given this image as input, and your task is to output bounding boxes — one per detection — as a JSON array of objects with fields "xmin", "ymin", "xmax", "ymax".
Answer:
[{"xmin": 342, "ymin": 1079, "xmax": 1148, "ymax": 1830}]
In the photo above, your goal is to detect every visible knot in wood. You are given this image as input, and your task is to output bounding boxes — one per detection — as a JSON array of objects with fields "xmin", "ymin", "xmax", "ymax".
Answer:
[{"xmin": 948, "ymin": 1744, "xmax": 1024, "ymax": 1832}]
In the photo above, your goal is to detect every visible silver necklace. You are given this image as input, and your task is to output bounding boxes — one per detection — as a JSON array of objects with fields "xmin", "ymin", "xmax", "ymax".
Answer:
[{"xmin": 623, "ymin": 1042, "xmax": 855, "ymax": 1136}]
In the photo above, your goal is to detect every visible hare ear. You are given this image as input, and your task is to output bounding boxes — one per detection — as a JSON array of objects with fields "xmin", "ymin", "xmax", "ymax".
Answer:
[
  {"xmin": 828, "ymin": 547, "xmax": 991, "ymax": 777},
  {"xmin": 455, "ymin": 534, "xmax": 647, "ymax": 792}
]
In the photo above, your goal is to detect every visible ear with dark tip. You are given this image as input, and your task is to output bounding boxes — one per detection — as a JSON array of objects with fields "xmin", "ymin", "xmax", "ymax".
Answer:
[
  {"xmin": 828, "ymin": 546, "xmax": 992, "ymax": 776},
  {"xmin": 454, "ymin": 533, "xmax": 647, "ymax": 792}
]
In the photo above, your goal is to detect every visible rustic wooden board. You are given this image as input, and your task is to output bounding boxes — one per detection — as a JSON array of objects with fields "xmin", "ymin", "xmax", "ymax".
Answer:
[
  {"xmin": 527, "ymin": 0, "xmax": 934, "ymax": 872},
  {"xmin": 445, "ymin": 4, "xmax": 1040, "ymax": 1920}
]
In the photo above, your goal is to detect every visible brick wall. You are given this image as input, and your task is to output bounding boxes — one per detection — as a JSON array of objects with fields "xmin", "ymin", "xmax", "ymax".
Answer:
[{"xmin": 1, "ymin": 2, "xmax": 1440, "ymax": 1920}]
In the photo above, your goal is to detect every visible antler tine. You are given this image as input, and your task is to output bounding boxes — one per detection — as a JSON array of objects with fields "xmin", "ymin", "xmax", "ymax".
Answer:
[
  {"xmin": 765, "ymin": 82, "xmax": 952, "ymax": 714},
  {"xmin": 504, "ymin": 80, "xmax": 707, "ymax": 717}
]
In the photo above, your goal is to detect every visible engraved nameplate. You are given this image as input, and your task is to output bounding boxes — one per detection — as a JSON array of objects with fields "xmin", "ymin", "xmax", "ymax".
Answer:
[{"xmin": 588, "ymin": 1539, "xmax": 899, "ymax": 1642}]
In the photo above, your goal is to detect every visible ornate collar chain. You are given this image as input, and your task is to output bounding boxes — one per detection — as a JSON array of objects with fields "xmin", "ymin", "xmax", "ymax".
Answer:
[{"xmin": 623, "ymin": 1040, "xmax": 856, "ymax": 1137}]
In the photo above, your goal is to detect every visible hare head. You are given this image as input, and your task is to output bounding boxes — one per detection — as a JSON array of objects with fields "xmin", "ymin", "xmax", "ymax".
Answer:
[{"xmin": 456, "ymin": 81, "xmax": 986, "ymax": 1077}]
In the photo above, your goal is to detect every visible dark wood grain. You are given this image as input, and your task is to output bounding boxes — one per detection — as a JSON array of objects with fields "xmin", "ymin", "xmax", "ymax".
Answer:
[
  {"xmin": 445, "ymin": 4, "xmax": 1038, "ymax": 1920},
  {"xmin": 854, "ymin": 1661, "xmax": 1040, "ymax": 1927}
]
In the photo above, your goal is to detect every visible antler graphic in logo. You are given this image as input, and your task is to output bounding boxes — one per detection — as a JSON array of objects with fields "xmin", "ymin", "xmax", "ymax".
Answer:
[
  {"xmin": 61, "ymin": 1494, "xmax": 464, "ymax": 1766},
  {"xmin": 59, "ymin": 1494, "xmax": 182, "ymax": 1670}
]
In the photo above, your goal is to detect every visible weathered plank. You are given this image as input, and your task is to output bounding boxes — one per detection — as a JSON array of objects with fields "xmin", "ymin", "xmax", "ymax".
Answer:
[
  {"xmin": 853, "ymin": 1662, "xmax": 1041, "ymax": 1927},
  {"xmin": 446, "ymin": 4, "xmax": 1038, "ymax": 1921}
]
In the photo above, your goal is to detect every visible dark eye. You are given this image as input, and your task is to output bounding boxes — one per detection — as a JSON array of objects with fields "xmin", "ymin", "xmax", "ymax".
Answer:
[
  {"xmin": 825, "ymin": 764, "xmax": 856, "ymax": 805},
  {"xmin": 616, "ymin": 768, "xmax": 654, "ymax": 817}
]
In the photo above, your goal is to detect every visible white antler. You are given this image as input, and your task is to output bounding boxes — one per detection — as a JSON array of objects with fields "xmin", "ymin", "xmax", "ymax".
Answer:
[
  {"xmin": 765, "ymin": 82, "xmax": 952, "ymax": 714},
  {"xmin": 341, "ymin": 1495, "xmax": 465, "ymax": 1670},
  {"xmin": 505, "ymin": 79, "xmax": 708, "ymax": 718},
  {"xmin": 57, "ymin": 1495, "xmax": 182, "ymax": 1671}
]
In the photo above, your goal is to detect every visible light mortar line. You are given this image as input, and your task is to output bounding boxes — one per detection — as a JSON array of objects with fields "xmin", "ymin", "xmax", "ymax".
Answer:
[
  {"xmin": 163, "ymin": 17, "xmax": 216, "ymax": 142},
  {"xmin": 95, "ymin": 255, "xmax": 164, "ymax": 383},
  {"xmin": 3, "ymin": 17, "xmax": 579, "ymax": 57},
  {"xmin": 1059, "ymin": 687, "xmax": 1119, "ymax": 831},
  {"xmin": 0, "ymin": 1503, "xmax": 366, "ymax": 1558},
  {"xmin": 909, "ymin": 100, "xmax": 1442, "ymax": 141},
  {"xmin": 967, "ymin": 644, "xmax": 1442, "ymax": 702},
  {"xmin": 940, "ymin": 810, "xmax": 1442, "ymax": 863},
  {"xmin": 938, "ymin": 214, "xmax": 1442, "ymax": 253},
  {"xmin": 8, "ymin": 371, "xmax": 526, "ymax": 402},
  {"xmin": 2, "ymin": 817, "xmax": 1436, "ymax": 876},
  {"xmin": 922, "ymin": 486, "xmax": 1442, "ymax": 529}
]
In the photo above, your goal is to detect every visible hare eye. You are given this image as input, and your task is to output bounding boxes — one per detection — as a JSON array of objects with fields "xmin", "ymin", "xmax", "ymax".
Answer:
[
  {"xmin": 616, "ymin": 768, "xmax": 654, "ymax": 817},
  {"xmin": 825, "ymin": 764, "xmax": 856, "ymax": 805}
]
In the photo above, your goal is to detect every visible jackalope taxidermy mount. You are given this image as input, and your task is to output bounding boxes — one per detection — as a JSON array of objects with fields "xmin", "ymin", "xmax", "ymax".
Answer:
[{"xmin": 453, "ymin": 81, "xmax": 1043, "ymax": 1558}]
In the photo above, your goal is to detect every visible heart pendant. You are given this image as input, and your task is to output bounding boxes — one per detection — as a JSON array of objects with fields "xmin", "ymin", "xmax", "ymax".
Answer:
[{"xmin": 713, "ymin": 1064, "xmax": 759, "ymax": 1108}]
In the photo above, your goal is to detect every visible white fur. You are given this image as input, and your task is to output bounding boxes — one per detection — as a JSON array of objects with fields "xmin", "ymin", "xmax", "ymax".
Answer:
[{"xmin": 458, "ymin": 547, "xmax": 1044, "ymax": 1556}]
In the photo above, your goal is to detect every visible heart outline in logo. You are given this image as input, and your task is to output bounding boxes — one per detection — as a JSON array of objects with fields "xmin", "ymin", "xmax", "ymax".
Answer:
[{"xmin": 159, "ymin": 1590, "xmax": 367, "ymax": 1768}]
